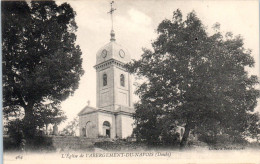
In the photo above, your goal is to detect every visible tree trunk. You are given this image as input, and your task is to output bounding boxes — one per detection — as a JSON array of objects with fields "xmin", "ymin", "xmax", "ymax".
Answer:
[
  {"xmin": 45, "ymin": 124, "xmax": 49, "ymax": 135},
  {"xmin": 180, "ymin": 124, "xmax": 191, "ymax": 148},
  {"xmin": 23, "ymin": 102, "xmax": 36, "ymax": 139}
]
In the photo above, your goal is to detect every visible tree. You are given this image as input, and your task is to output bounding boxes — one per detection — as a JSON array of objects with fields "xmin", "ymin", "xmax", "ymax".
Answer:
[
  {"xmin": 61, "ymin": 117, "xmax": 79, "ymax": 136},
  {"xmin": 126, "ymin": 9, "xmax": 260, "ymax": 147},
  {"xmin": 34, "ymin": 103, "xmax": 67, "ymax": 134},
  {"xmin": 2, "ymin": 1, "xmax": 84, "ymax": 138}
]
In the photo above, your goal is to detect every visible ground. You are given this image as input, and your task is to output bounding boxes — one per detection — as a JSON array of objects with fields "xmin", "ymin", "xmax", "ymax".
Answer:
[{"xmin": 4, "ymin": 136, "xmax": 260, "ymax": 153}]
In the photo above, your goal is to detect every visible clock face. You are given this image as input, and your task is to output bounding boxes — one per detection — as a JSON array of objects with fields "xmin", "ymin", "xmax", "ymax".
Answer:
[
  {"xmin": 119, "ymin": 49, "xmax": 125, "ymax": 58},
  {"xmin": 102, "ymin": 49, "xmax": 107, "ymax": 58}
]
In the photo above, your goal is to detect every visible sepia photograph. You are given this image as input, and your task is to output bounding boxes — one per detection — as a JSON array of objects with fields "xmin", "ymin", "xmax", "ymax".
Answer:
[{"xmin": 2, "ymin": 0, "xmax": 260, "ymax": 163}]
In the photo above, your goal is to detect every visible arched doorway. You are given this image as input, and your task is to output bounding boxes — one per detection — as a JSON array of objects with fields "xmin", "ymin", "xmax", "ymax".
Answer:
[
  {"xmin": 103, "ymin": 121, "xmax": 111, "ymax": 138},
  {"xmin": 82, "ymin": 127, "xmax": 86, "ymax": 137},
  {"xmin": 86, "ymin": 121, "xmax": 92, "ymax": 138}
]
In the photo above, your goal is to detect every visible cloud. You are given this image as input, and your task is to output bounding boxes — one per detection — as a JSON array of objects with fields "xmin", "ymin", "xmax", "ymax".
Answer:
[
  {"xmin": 128, "ymin": 8, "xmax": 152, "ymax": 27},
  {"xmin": 114, "ymin": 8, "xmax": 155, "ymax": 59}
]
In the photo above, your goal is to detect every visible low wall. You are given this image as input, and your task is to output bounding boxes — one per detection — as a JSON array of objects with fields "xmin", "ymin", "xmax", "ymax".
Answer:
[
  {"xmin": 4, "ymin": 136, "xmax": 114, "ymax": 151},
  {"xmin": 50, "ymin": 136, "xmax": 112, "ymax": 150}
]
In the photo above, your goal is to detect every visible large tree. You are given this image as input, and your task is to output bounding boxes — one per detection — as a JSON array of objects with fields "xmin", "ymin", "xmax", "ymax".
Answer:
[
  {"xmin": 126, "ymin": 10, "xmax": 260, "ymax": 147},
  {"xmin": 2, "ymin": 1, "xmax": 84, "ymax": 138}
]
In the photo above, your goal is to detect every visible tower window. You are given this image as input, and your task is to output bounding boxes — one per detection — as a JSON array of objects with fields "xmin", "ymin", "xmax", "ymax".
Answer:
[
  {"xmin": 103, "ymin": 73, "xmax": 107, "ymax": 86},
  {"xmin": 120, "ymin": 74, "xmax": 125, "ymax": 87}
]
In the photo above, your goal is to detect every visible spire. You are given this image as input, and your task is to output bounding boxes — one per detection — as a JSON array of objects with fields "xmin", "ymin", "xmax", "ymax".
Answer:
[{"xmin": 108, "ymin": 1, "xmax": 116, "ymax": 41}]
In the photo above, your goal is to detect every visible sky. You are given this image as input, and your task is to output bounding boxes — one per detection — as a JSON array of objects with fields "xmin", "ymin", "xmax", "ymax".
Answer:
[{"xmin": 57, "ymin": 0, "xmax": 259, "ymax": 129}]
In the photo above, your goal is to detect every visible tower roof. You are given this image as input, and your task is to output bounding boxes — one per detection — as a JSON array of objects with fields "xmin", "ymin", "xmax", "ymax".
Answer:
[
  {"xmin": 96, "ymin": 36, "xmax": 131, "ymax": 65},
  {"xmin": 96, "ymin": 2, "xmax": 131, "ymax": 66}
]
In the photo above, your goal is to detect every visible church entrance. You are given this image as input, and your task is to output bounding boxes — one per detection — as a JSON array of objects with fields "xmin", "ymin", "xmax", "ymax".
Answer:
[
  {"xmin": 103, "ymin": 121, "xmax": 111, "ymax": 138},
  {"xmin": 86, "ymin": 121, "xmax": 92, "ymax": 138},
  {"xmin": 82, "ymin": 127, "xmax": 86, "ymax": 137}
]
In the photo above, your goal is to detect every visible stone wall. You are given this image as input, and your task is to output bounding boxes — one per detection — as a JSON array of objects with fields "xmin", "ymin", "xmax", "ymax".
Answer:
[{"xmin": 50, "ymin": 136, "xmax": 111, "ymax": 150}]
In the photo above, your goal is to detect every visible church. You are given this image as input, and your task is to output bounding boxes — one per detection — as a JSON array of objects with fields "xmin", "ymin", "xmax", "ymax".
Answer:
[{"xmin": 77, "ymin": 26, "xmax": 135, "ymax": 138}]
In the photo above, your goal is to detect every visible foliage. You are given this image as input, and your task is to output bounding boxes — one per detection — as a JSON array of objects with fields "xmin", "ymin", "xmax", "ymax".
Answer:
[
  {"xmin": 247, "ymin": 112, "xmax": 260, "ymax": 142},
  {"xmin": 34, "ymin": 103, "xmax": 67, "ymax": 131},
  {"xmin": 24, "ymin": 136, "xmax": 55, "ymax": 151},
  {"xmin": 5, "ymin": 119, "xmax": 25, "ymax": 147},
  {"xmin": 132, "ymin": 103, "xmax": 163, "ymax": 145},
  {"xmin": 2, "ymin": 1, "xmax": 84, "ymax": 138},
  {"xmin": 126, "ymin": 9, "xmax": 260, "ymax": 147},
  {"xmin": 61, "ymin": 117, "xmax": 79, "ymax": 136}
]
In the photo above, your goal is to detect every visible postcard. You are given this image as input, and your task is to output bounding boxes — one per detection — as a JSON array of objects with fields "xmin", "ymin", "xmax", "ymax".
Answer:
[{"xmin": 2, "ymin": 0, "xmax": 260, "ymax": 163}]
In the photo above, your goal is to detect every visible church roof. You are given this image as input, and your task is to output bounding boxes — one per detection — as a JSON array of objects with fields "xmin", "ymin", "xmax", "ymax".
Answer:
[
  {"xmin": 77, "ymin": 106, "xmax": 97, "ymax": 116},
  {"xmin": 78, "ymin": 105, "xmax": 135, "ymax": 116},
  {"xmin": 96, "ymin": 30, "xmax": 131, "ymax": 66}
]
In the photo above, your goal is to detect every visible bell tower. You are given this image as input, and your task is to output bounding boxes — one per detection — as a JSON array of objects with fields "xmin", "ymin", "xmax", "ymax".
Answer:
[
  {"xmin": 79, "ymin": 1, "xmax": 135, "ymax": 139},
  {"xmin": 94, "ymin": 1, "xmax": 133, "ymax": 111}
]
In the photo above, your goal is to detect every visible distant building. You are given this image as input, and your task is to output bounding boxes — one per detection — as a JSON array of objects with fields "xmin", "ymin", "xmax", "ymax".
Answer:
[{"xmin": 78, "ymin": 29, "xmax": 135, "ymax": 139}]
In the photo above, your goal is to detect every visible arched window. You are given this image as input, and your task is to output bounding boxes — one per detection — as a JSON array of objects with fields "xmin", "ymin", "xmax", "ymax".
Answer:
[
  {"xmin": 120, "ymin": 74, "xmax": 125, "ymax": 87},
  {"xmin": 103, "ymin": 73, "xmax": 107, "ymax": 86}
]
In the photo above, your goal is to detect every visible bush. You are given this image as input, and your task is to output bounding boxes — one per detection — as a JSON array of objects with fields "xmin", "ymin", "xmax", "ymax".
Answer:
[
  {"xmin": 161, "ymin": 131, "xmax": 180, "ymax": 147},
  {"xmin": 198, "ymin": 134, "xmax": 217, "ymax": 145},
  {"xmin": 3, "ymin": 137, "xmax": 19, "ymax": 151},
  {"xmin": 198, "ymin": 133, "xmax": 248, "ymax": 146},
  {"xmin": 5, "ymin": 119, "xmax": 24, "ymax": 149},
  {"xmin": 5, "ymin": 119, "xmax": 56, "ymax": 151},
  {"xmin": 24, "ymin": 136, "xmax": 55, "ymax": 151}
]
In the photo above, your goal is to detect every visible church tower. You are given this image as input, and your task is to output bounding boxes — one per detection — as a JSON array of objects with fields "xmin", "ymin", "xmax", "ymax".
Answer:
[
  {"xmin": 78, "ymin": 1, "xmax": 135, "ymax": 139},
  {"xmin": 94, "ymin": 31, "xmax": 133, "ymax": 111},
  {"xmin": 94, "ymin": 3, "xmax": 133, "ymax": 112}
]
